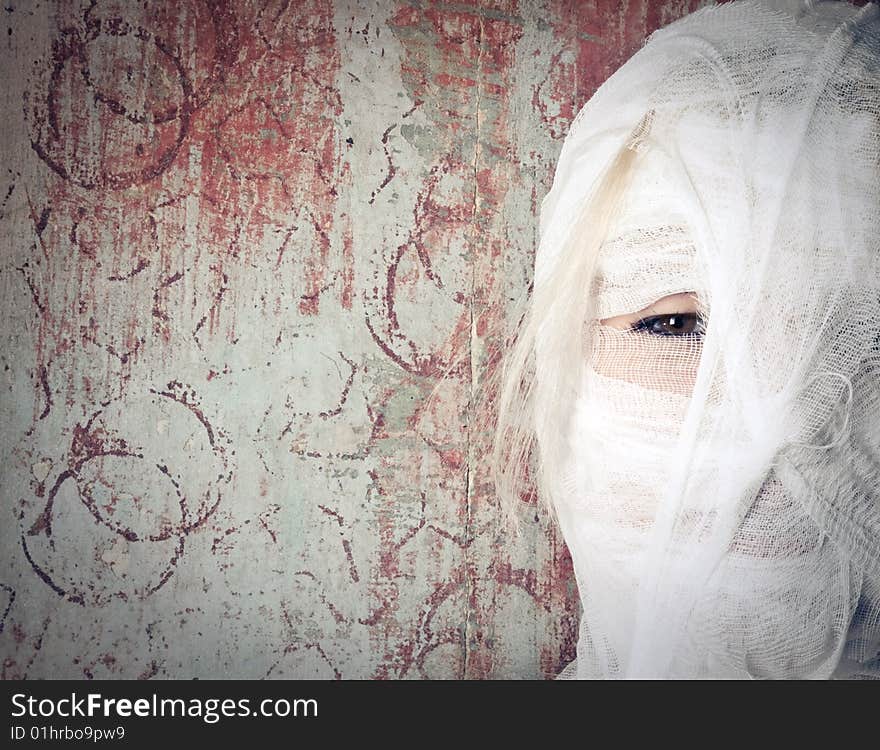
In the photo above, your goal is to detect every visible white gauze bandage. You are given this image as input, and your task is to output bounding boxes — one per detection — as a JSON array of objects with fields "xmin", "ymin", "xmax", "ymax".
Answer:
[{"xmin": 534, "ymin": 0, "xmax": 880, "ymax": 679}]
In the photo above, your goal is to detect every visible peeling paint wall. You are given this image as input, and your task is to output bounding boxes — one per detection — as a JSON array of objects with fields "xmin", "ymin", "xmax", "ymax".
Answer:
[{"xmin": 1, "ymin": 0, "xmax": 703, "ymax": 679}]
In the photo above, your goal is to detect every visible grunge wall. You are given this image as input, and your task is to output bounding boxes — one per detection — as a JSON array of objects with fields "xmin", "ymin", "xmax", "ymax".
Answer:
[{"xmin": 0, "ymin": 0, "xmax": 702, "ymax": 679}]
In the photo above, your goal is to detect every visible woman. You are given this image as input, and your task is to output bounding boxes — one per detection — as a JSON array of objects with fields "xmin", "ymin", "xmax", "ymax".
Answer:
[{"xmin": 493, "ymin": 0, "xmax": 880, "ymax": 678}]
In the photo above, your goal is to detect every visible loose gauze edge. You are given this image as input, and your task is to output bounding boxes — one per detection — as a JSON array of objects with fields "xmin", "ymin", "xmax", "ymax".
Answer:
[{"xmin": 527, "ymin": 0, "xmax": 880, "ymax": 678}]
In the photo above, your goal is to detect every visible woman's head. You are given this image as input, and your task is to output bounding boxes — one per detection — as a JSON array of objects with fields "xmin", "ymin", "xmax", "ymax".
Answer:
[{"xmin": 493, "ymin": 0, "xmax": 880, "ymax": 678}]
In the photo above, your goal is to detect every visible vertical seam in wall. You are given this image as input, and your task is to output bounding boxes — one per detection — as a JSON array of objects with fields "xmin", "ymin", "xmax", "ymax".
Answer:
[{"xmin": 463, "ymin": 5, "xmax": 485, "ymax": 679}]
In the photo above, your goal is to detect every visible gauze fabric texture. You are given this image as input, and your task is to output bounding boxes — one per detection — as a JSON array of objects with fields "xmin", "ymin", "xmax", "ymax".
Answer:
[{"xmin": 533, "ymin": 0, "xmax": 880, "ymax": 679}]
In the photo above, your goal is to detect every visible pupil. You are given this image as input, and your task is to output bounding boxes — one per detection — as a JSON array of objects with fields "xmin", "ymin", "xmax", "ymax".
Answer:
[{"xmin": 651, "ymin": 314, "xmax": 694, "ymax": 335}]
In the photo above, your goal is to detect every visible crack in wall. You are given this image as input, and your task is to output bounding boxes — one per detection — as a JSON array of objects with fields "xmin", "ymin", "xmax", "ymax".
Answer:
[{"xmin": 462, "ymin": 4, "xmax": 486, "ymax": 679}]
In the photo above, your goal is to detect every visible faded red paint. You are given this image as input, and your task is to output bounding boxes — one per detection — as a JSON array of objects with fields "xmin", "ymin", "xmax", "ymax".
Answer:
[{"xmin": 193, "ymin": 0, "xmax": 346, "ymax": 321}]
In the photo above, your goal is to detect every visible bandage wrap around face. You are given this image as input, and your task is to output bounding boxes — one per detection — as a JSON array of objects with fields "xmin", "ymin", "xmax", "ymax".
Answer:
[{"xmin": 534, "ymin": 0, "xmax": 880, "ymax": 678}]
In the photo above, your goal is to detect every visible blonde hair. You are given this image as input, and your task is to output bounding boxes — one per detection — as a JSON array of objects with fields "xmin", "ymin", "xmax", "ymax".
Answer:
[{"xmin": 489, "ymin": 117, "xmax": 653, "ymax": 534}]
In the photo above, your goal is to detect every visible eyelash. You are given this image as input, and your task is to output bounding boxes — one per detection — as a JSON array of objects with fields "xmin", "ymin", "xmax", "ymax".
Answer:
[{"xmin": 630, "ymin": 313, "xmax": 706, "ymax": 337}]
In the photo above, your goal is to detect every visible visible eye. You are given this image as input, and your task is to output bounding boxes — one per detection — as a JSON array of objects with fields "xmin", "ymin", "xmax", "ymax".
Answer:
[{"xmin": 630, "ymin": 312, "xmax": 705, "ymax": 337}]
